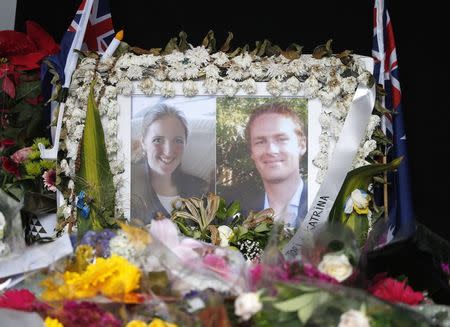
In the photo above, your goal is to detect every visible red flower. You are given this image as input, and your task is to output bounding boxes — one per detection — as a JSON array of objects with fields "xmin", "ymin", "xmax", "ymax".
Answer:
[
  {"xmin": 0, "ymin": 63, "xmax": 20, "ymax": 98},
  {"xmin": 1, "ymin": 155, "xmax": 20, "ymax": 177},
  {"xmin": 368, "ymin": 275, "xmax": 424, "ymax": 305},
  {"xmin": 0, "ymin": 289, "xmax": 49, "ymax": 312},
  {"xmin": 0, "ymin": 138, "xmax": 15, "ymax": 151},
  {"xmin": 51, "ymin": 301, "xmax": 121, "ymax": 327},
  {"xmin": 0, "ymin": 21, "xmax": 59, "ymax": 71},
  {"xmin": 11, "ymin": 146, "xmax": 32, "ymax": 163}
]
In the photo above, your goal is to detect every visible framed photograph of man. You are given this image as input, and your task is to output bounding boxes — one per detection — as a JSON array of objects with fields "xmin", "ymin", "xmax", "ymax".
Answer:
[
  {"xmin": 129, "ymin": 96, "xmax": 216, "ymax": 223},
  {"xmin": 216, "ymin": 97, "xmax": 309, "ymax": 228}
]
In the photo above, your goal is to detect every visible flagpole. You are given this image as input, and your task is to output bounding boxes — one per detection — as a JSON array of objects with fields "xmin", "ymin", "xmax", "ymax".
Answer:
[{"xmin": 39, "ymin": 0, "xmax": 96, "ymax": 160}]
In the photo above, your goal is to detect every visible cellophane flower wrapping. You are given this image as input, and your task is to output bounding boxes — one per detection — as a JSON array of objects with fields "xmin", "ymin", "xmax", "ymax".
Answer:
[
  {"xmin": 144, "ymin": 216, "xmax": 248, "ymax": 296},
  {"xmin": 0, "ymin": 189, "xmax": 26, "ymax": 260}
]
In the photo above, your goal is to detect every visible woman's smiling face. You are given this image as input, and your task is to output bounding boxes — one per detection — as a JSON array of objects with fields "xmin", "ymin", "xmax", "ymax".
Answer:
[{"xmin": 142, "ymin": 115, "xmax": 186, "ymax": 176}]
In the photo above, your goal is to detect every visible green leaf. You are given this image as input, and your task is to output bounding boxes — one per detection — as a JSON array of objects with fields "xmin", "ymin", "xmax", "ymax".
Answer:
[
  {"xmin": 15, "ymin": 80, "xmax": 41, "ymax": 101},
  {"xmin": 329, "ymin": 158, "xmax": 402, "ymax": 244},
  {"xmin": 226, "ymin": 200, "xmax": 241, "ymax": 218},
  {"xmin": 76, "ymin": 80, "xmax": 116, "ymax": 236},
  {"xmin": 274, "ymin": 292, "xmax": 319, "ymax": 312},
  {"xmin": 255, "ymin": 222, "xmax": 270, "ymax": 233}
]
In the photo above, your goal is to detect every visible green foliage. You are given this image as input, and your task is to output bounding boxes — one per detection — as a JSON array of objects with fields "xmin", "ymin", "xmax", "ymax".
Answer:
[
  {"xmin": 216, "ymin": 97, "xmax": 308, "ymax": 196},
  {"xmin": 329, "ymin": 158, "xmax": 403, "ymax": 246},
  {"xmin": 75, "ymin": 81, "xmax": 117, "ymax": 236}
]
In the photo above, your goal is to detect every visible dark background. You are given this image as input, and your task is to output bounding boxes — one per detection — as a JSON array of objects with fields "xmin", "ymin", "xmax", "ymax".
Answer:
[{"xmin": 14, "ymin": 0, "xmax": 449, "ymax": 241}]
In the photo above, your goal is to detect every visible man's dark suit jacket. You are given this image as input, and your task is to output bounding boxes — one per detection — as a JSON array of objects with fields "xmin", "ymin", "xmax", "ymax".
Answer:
[{"xmin": 222, "ymin": 180, "xmax": 308, "ymax": 228}]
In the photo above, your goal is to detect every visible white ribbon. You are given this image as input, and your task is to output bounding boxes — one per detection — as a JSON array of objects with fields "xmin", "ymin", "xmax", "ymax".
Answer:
[{"xmin": 283, "ymin": 84, "xmax": 376, "ymax": 259}]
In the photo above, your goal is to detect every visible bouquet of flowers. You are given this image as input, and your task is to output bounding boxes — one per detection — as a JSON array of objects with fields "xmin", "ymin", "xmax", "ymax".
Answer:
[{"xmin": 171, "ymin": 193, "xmax": 287, "ymax": 262}]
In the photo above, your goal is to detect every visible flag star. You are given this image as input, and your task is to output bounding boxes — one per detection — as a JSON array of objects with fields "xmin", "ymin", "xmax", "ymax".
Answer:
[{"xmin": 400, "ymin": 135, "xmax": 406, "ymax": 140}]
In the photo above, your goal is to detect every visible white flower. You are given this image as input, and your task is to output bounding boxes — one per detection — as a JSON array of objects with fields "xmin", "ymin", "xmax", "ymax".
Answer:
[
  {"xmin": 319, "ymin": 112, "xmax": 331, "ymax": 128},
  {"xmin": 338, "ymin": 309, "xmax": 370, "ymax": 327},
  {"xmin": 160, "ymin": 81, "xmax": 176, "ymax": 97},
  {"xmin": 60, "ymin": 159, "xmax": 71, "ymax": 176},
  {"xmin": 365, "ymin": 115, "xmax": 381, "ymax": 139},
  {"xmin": 313, "ymin": 151, "xmax": 329, "ymax": 170},
  {"xmin": 153, "ymin": 67, "xmax": 167, "ymax": 81},
  {"xmin": 285, "ymin": 76, "xmax": 301, "ymax": 95},
  {"xmin": 289, "ymin": 58, "xmax": 309, "ymax": 77},
  {"xmin": 249, "ymin": 62, "xmax": 266, "ymax": 80},
  {"xmin": 266, "ymin": 60, "xmax": 287, "ymax": 80},
  {"xmin": 185, "ymin": 46, "xmax": 210, "ymax": 66},
  {"xmin": 303, "ymin": 75, "xmax": 321, "ymax": 98},
  {"xmin": 68, "ymin": 179, "xmax": 75, "ymax": 190},
  {"xmin": 218, "ymin": 225, "xmax": 234, "ymax": 247},
  {"xmin": 66, "ymin": 140, "xmax": 78, "ymax": 159},
  {"xmin": 220, "ymin": 79, "xmax": 239, "ymax": 97},
  {"xmin": 211, "ymin": 52, "xmax": 229, "ymax": 66},
  {"xmin": 204, "ymin": 78, "xmax": 219, "ymax": 94},
  {"xmin": 63, "ymin": 205, "xmax": 72, "ymax": 219},
  {"xmin": 266, "ymin": 78, "xmax": 283, "ymax": 97},
  {"xmin": 134, "ymin": 54, "xmax": 159, "ymax": 67},
  {"xmin": 341, "ymin": 76, "xmax": 358, "ymax": 95},
  {"xmin": 344, "ymin": 189, "xmax": 371, "ymax": 215},
  {"xmin": 184, "ymin": 63, "xmax": 200, "ymax": 79},
  {"xmin": 362, "ymin": 139, "xmax": 377, "ymax": 157},
  {"xmin": 241, "ymin": 78, "xmax": 257, "ymax": 94},
  {"xmin": 234, "ymin": 292, "xmax": 263, "ymax": 321},
  {"xmin": 116, "ymin": 78, "xmax": 133, "ymax": 95},
  {"xmin": 167, "ymin": 62, "xmax": 185, "ymax": 81},
  {"xmin": 357, "ymin": 70, "xmax": 373, "ymax": 87},
  {"xmin": 233, "ymin": 53, "xmax": 253, "ymax": 69},
  {"xmin": 204, "ymin": 64, "xmax": 220, "ymax": 79},
  {"xmin": 183, "ymin": 80, "xmax": 199, "ymax": 96},
  {"xmin": 139, "ymin": 78, "xmax": 156, "ymax": 95},
  {"xmin": 73, "ymin": 124, "xmax": 85, "ymax": 140},
  {"xmin": 104, "ymin": 85, "xmax": 117, "ymax": 99},
  {"xmin": 164, "ymin": 50, "xmax": 185, "ymax": 65},
  {"xmin": 126, "ymin": 65, "xmax": 143, "ymax": 80},
  {"xmin": 318, "ymin": 252, "xmax": 353, "ymax": 282},
  {"xmin": 227, "ymin": 64, "xmax": 245, "ymax": 81}
]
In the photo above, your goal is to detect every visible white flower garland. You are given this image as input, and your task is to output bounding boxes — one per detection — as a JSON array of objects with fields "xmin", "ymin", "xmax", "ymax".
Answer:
[{"xmin": 58, "ymin": 47, "xmax": 379, "ymax": 221}]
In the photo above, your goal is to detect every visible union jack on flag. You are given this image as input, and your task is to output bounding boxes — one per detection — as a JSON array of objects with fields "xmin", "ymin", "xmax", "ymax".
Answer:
[
  {"xmin": 372, "ymin": 0, "xmax": 415, "ymax": 239},
  {"xmin": 68, "ymin": 0, "xmax": 115, "ymax": 52}
]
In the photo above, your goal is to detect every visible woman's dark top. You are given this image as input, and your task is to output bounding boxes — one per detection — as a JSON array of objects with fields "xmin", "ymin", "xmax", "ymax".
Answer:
[{"xmin": 130, "ymin": 159, "xmax": 209, "ymax": 224}]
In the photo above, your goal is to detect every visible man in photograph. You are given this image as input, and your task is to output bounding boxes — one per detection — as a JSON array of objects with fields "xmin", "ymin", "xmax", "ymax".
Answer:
[{"xmin": 242, "ymin": 102, "xmax": 308, "ymax": 228}]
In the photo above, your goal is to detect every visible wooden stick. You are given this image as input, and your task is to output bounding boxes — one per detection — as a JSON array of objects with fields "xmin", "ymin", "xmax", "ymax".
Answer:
[{"xmin": 383, "ymin": 155, "xmax": 389, "ymax": 221}]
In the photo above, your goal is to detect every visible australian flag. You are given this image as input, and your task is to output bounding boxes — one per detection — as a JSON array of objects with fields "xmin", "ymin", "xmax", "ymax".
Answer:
[
  {"xmin": 42, "ymin": 0, "xmax": 115, "ymax": 86},
  {"xmin": 372, "ymin": 0, "xmax": 415, "ymax": 239}
]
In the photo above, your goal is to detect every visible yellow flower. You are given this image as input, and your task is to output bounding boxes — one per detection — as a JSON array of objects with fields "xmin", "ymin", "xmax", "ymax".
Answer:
[
  {"xmin": 125, "ymin": 320, "xmax": 148, "ymax": 327},
  {"xmin": 149, "ymin": 318, "xmax": 178, "ymax": 327},
  {"xmin": 41, "ymin": 255, "xmax": 140, "ymax": 301},
  {"xmin": 44, "ymin": 317, "xmax": 64, "ymax": 327}
]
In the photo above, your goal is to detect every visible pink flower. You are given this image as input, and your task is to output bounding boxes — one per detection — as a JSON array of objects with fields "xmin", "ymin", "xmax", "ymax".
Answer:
[
  {"xmin": 43, "ymin": 168, "xmax": 57, "ymax": 192},
  {"xmin": 203, "ymin": 253, "xmax": 229, "ymax": 278},
  {"xmin": 0, "ymin": 289, "xmax": 50, "ymax": 312},
  {"xmin": 303, "ymin": 263, "xmax": 339, "ymax": 284},
  {"xmin": 11, "ymin": 146, "xmax": 32, "ymax": 163}
]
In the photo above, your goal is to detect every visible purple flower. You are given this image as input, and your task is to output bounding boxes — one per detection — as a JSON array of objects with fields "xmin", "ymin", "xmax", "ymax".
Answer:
[
  {"xmin": 79, "ymin": 229, "xmax": 116, "ymax": 257},
  {"xmin": 441, "ymin": 263, "xmax": 450, "ymax": 276}
]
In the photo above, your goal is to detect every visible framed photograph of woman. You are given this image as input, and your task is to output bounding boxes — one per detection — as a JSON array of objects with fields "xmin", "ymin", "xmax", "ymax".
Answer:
[{"xmin": 129, "ymin": 96, "xmax": 216, "ymax": 223}]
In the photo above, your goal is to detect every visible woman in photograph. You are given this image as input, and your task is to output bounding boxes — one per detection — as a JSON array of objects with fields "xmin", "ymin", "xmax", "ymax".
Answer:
[{"xmin": 131, "ymin": 104, "xmax": 208, "ymax": 224}]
